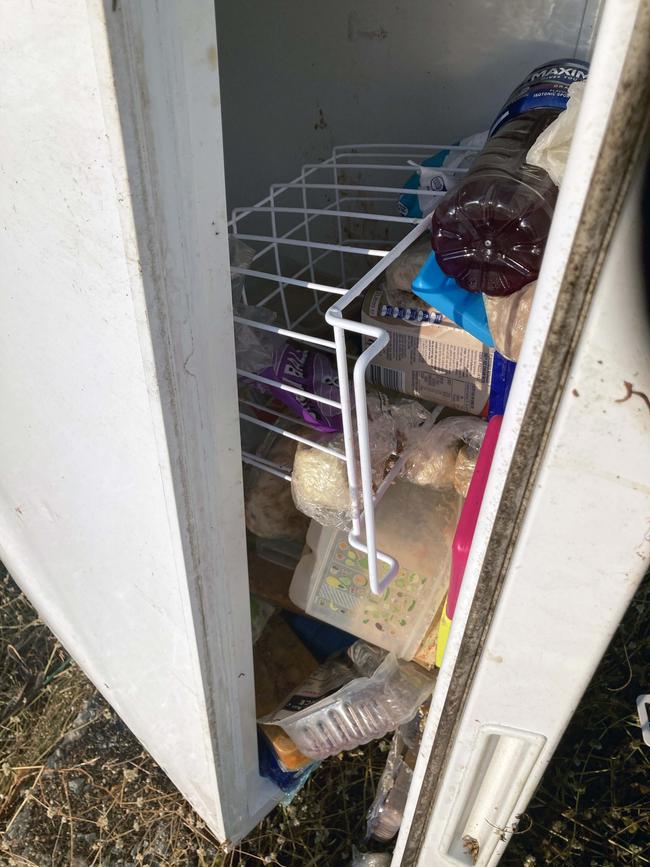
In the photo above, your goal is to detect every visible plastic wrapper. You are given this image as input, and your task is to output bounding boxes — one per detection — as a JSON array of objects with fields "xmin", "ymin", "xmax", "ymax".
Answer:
[
  {"xmin": 291, "ymin": 395, "xmax": 431, "ymax": 529},
  {"xmin": 234, "ymin": 304, "xmax": 279, "ymax": 372},
  {"xmin": 367, "ymin": 747, "xmax": 413, "ymax": 841},
  {"xmin": 403, "ymin": 417, "xmax": 487, "ymax": 492},
  {"xmin": 229, "ymin": 237, "xmax": 256, "ymax": 305},
  {"xmin": 454, "ymin": 444, "xmax": 478, "ymax": 498},
  {"xmin": 348, "ymin": 640, "xmax": 387, "ymax": 677},
  {"xmin": 484, "ymin": 280, "xmax": 536, "ymax": 362},
  {"xmin": 265, "ymin": 646, "xmax": 434, "ymax": 760},
  {"xmin": 245, "ymin": 435, "xmax": 309, "ymax": 542},
  {"xmin": 366, "ymin": 731, "xmax": 405, "ymax": 840},
  {"xmin": 384, "ymin": 236, "xmax": 432, "ymax": 309},
  {"xmin": 253, "ymin": 615, "xmax": 319, "ymax": 719},
  {"xmin": 291, "ymin": 437, "xmax": 351, "ymax": 529},
  {"xmin": 527, "ymin": 81, "xmax": 586, "ymax": 186},
  {"xmin": 260, "ymin": 343, "xmax": 343, "ymax": 433},
  {"xmin": 250, "ymin": 595, "xmax": 276, "ymax": 645},
  {"xmin": 398, "ymin": 131, "xmax": 488, "ymax": 219},
  {"xmin": 257, "ymin": 730, "xmax": 318, "ymax": 799},
  {"xmin": 350, "ymin": 848, "xmax": 392, "ymax": 867},
  {"xmin": 230, "ymin": 238, "xmax": 282, "ymax": 372}
]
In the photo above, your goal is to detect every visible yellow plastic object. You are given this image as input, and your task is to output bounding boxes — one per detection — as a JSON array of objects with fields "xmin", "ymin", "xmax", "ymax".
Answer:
[{"xmin": 436, "ymin": 608, "xmax": 453, "ymax": 668}]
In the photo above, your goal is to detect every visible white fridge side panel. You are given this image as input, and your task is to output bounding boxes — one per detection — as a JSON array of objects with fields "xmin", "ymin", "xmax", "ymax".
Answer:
[{"xmin": 0, "ymin": 0, "xmax": 273, "ymax": 840}]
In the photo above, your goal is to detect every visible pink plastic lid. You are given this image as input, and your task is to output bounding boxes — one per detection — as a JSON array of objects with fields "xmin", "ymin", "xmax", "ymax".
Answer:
[{"xmin": 447, "ymin": 415, "xmax": 503, "ymax": 619}]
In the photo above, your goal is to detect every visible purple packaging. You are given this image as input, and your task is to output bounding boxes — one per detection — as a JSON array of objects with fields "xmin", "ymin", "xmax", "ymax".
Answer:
[{"xmin": 260, "ymin": 343, "xmax": 343, "ymax": 433}]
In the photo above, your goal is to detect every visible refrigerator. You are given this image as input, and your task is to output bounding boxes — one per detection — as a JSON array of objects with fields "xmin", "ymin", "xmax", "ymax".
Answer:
[{"xmin": 1, "ymin": 1, "xmax": 648, "ymax": 864}]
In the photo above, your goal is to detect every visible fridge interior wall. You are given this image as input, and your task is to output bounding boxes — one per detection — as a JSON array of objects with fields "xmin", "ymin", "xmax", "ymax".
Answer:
[{"xmin": 215, "ymin": 0, "xmax": 600, "ymax": 210}]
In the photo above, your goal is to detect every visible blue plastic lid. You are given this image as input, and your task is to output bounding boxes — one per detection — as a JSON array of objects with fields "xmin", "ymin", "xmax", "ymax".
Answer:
[
  {"xmin": 411, "ymin": 251, "xmax": 494, "ymax": 347},
  {"xmin": 488, "ymin": 352, "xmax": 517, "ymax": 418}
]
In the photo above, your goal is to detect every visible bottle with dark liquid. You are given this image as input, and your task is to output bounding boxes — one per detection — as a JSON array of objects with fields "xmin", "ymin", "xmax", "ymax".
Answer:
[{"xmin": 431, "ymin": 59, "xmax": 589, "ymax": 297}]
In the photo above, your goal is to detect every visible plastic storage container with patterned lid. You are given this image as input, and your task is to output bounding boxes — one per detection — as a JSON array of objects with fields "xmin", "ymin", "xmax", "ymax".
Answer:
[{"xmin": 290, "ymin": 480, "xmax": 461, "ymax": 660}]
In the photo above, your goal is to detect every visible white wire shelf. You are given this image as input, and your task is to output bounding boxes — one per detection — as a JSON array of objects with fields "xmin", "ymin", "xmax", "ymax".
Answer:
[{"xmin": 231, "ymin": 143, "xmax": 479, "ymax": 594}]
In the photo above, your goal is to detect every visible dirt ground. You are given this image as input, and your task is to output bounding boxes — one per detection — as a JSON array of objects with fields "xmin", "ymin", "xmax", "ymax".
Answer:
[{"xmin": 0, "ymin": 565, "xmax": 648, "ymax": 866}]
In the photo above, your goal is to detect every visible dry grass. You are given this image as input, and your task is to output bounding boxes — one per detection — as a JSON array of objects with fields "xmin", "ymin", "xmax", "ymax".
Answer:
[
  {"xmin": 503, "ymin": 573, "xmax": 650, "ymax": 867},
  {"xmin": 0, "ymin": 562, "xmax": 648, "ymax": 867},
  {"xmin": 0, "ymin": 567, "xmax": 390, "ymax": 866}
]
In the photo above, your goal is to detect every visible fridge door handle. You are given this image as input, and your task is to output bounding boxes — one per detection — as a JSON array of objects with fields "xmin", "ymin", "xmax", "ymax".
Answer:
[{"xmin": 438, "ymin": 726, "xmax": 546, "ymax": 866}]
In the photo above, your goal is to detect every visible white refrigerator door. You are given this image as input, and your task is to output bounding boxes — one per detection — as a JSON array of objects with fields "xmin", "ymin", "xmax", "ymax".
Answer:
[
  {"xmin": 0, "ymin": 0, "xmax": 276, "ymax": 842},
  {"xmin": 395, "ymin": 2, "xmax": 650, "ymax": 865}
]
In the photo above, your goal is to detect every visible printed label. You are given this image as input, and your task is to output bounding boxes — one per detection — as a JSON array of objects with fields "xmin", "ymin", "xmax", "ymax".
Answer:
[
  {"xmin": 362, "ymin": 288, "xmax": 492, "ymax": 414},
  {"xmin": 490, "ymin": 58, "xmax": 589, "ymax": 136},
  {"xmin": 259, "ymin": 343, "xmax": 342, "ymax": 433},
  {"xmin": 264, "ymin": 659, "xmax": 355, "ymax": 721}
]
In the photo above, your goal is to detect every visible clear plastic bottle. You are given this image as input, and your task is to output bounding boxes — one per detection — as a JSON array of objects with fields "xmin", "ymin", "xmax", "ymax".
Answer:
[
  {"xmin": 275, "ymin": 646, "xmax": 433, "ymax": 760},
  {"xmin": 431, "ymin": 59, "xmax": 589, "ymax": 297}
]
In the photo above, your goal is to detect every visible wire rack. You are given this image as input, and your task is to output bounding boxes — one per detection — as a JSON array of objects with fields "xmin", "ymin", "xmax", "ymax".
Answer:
[{"xmin": 231, "ymin": 143, "xmax": 479, "ymax": 593}]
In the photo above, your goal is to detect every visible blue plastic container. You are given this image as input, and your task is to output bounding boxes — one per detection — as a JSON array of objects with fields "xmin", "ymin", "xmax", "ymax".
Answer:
[
  {"xmin": 411, "ymin": 251, "xmax": 494, "ymax": 347},
  {"xmin": 488, "ymin": 352, "xmax": 517, "ymax": 418}
]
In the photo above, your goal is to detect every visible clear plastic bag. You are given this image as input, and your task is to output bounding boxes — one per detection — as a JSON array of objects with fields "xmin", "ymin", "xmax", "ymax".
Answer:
[
  {"xmin": 250, "ymin": 595, "xmax": 276, "ymax": 645},
  {"xmin": 527, "ymin": 80, "xmax": 586, "ymax": 187},
  {"xmin": 403, "ymin": 416, "xmax": 487, "ymax": 493},
  {"xmin": 384, "ymin": 236, "xmax": 432, "ymax": 308},
  {"xmin": 348, "ymin": 640, "xmax": 387, "ymax": 677},
  {"xmin": 291, "ymin": 395, "xmax": 431, "ymax": 529},
  {"xmin": 350, "ymin": 850, "xmax": 392, "ymax": 867},
  {"xmin": 368, "ymin": 757, "xmax": 413, "ymax": 841},
  {"xmin": 366, "ymin": 731, "xmax": 405, "ymax": 840},
  {"xmin": 245, "ymin": 434, "xmax": 310, "ymax": 542},
  {"xmin": 483, "ymin": 280, "xmax": 536, "ymax": 362},
  {"xmin": 291, "ymin": 436, "xmax": 352, "ymax": 529},
  {"xmin": 229, "ymin": 237, "xmax": 256, "ymax": 305},
  {"xmin": 234, "ymin": 304, "xmax": 280, "ymax": 372}
]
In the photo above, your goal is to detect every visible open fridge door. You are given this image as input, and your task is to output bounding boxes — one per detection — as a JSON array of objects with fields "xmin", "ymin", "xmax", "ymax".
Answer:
[
  {"xmin": 0, "ymin": 0, "xmax": 277, "ymax": 842},
  {"xmin": 395, "ymin": 2, "xmax": 650, "ymax": 864}
]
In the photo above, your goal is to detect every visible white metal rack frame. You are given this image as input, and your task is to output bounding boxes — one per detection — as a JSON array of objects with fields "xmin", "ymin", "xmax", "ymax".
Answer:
[{"xmin": 230, "ymin": 143, "xmax": 479, "ymax": 593}]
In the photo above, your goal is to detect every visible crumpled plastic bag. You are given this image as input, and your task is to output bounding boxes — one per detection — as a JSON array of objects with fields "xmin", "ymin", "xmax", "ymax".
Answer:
[
  {"xmin": 229, "ymin": 237, "xmax": 282, "ymax": 372},
  {"xmin": 291, "ymin": 395, "xmax": 430, "ymax": 529},
  {"xmin": 250, "ymin": 595, "xmax": 276, "ymax": 645},
  {"xmin": 350, "ymin": 850, "xmax": 392, "ymax": 867},
  {"xmin": 483, "ymin": 280, "xmax": 536, "ymax": 362},
  {"xmin": 526, "ymin": 80, "xmax": 586, "ymax": 186},
  {"xmin": 384, "ymin": 236, "xmax": 432, "ymax": 309},
  {"xmin": 245, "ymin": 434, "xmax": 310, "ymax": 542},
  {"xmin": 229, "ymin": 237, "xmax": 256, "ymax": 305},
  {"xmin": 403, "ymin": 416, "xmax": 487, "ymax": 495}
]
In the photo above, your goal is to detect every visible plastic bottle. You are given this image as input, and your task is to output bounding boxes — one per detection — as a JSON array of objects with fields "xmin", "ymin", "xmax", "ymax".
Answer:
[
  {"xmin": 268, "ymin": 643, "xmax": 434, "ymax": 760},
  {"xmin": 430, "ymin": 59, "xmax": 589, "ymax": 297}
]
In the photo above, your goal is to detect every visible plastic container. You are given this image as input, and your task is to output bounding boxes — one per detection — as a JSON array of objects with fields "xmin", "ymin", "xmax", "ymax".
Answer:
[
  {"xmin": 436, "ymin": 415, "xmax": 503, "ymax": 666},
  {"xmin": 290, "ymin": 481, "xmax": 462, "ymax": 660},
  {"xmin": 276, "ymin": 652, "xmax": 433, "ymax": 760},
  {"xmin": 369, "ymin": 761, "xmax": 413, "ymax": 841},
  {"xmin": 488, "ymin": 352, "xmax": 517, "ymax": 419},
  {"xmin": 411, "ymin": 252, "xmax": 493, "ymax": 346},
  {"xmin": 430, "ymin": 59, "xmax": 589, "ymax": 297}
]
